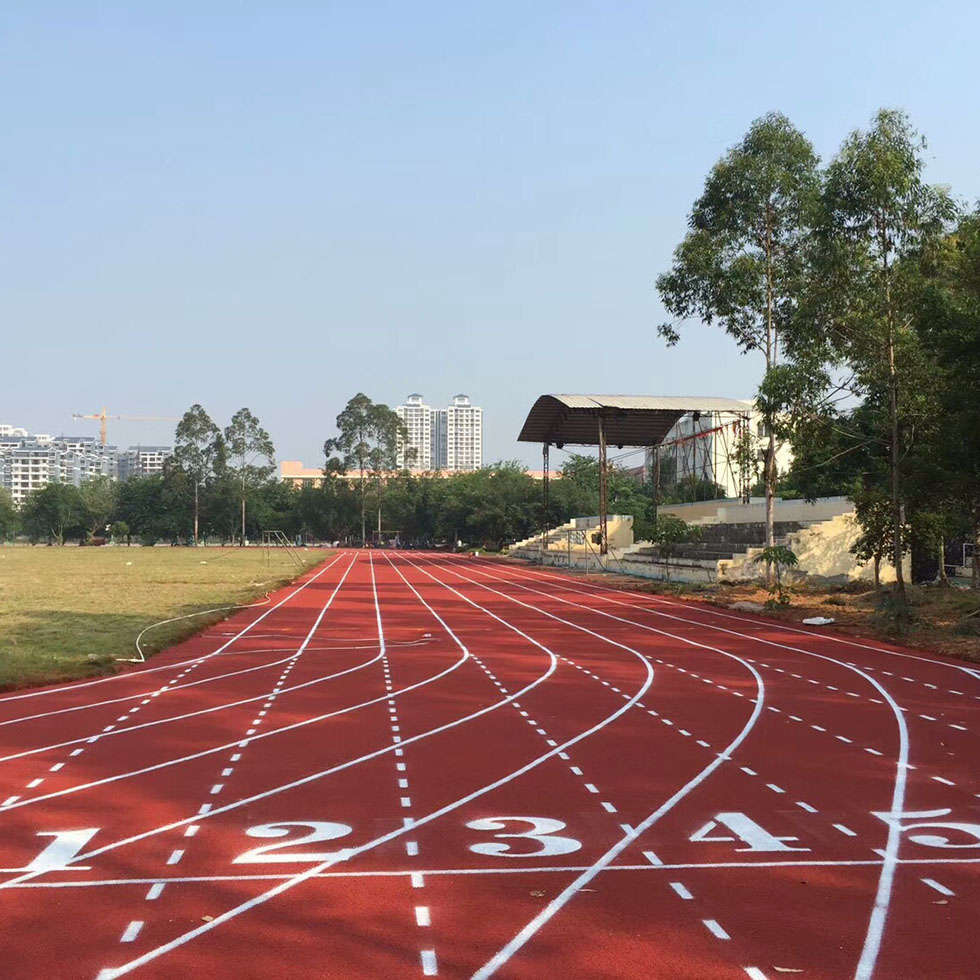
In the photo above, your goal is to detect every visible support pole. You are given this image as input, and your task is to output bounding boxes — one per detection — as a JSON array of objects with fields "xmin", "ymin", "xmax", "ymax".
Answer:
[
  {"xmin": 652, "ymin": 446, "xmax": 661, "ymax": 523},
  {"xmin": 597, "ymin": 414, "xmax": 608, "ymax": 556},
  {"xmin": 541, "ymin": 443, "xmax": 550, "ymax": 560}
]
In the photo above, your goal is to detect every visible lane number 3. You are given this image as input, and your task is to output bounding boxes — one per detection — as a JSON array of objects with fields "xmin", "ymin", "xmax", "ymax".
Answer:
[{"xmin": 466, "ymin": 817, "xmax": 582, "ymax": 857}]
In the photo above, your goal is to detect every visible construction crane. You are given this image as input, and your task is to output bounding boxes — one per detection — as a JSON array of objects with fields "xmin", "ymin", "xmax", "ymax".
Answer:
[{"xmin": 71, "ymin": 407, "xmax": 179, "ymax": 446}]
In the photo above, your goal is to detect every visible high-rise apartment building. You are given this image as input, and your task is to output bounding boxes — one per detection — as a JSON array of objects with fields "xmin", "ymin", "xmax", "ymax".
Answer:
[
  {"xmin": 393, "ymin": 395, "xmax": 483, "ymax": 472},
  {"xmin": 444, "ymin": 394, "xmax": 482, "ymax": 471},
  {"xmin": 395, "ymin": 394, "xmax": 433, "ymax": 470}
]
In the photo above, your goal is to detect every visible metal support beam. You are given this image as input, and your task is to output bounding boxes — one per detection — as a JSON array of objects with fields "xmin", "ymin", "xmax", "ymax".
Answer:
[
  {"xmin": 597, "ymin": 414, "xmax": 608, "ymax": 556},
  {"xmin": 541, "ymin": 442, "xmax": 550, "ymax": 559}
]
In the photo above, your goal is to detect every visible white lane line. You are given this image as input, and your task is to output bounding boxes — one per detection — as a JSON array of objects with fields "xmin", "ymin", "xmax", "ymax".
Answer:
[
  {"xmin": 0, "ymin": 555, "xmax": 344, "ymax": 721},
  {"xmin": 834, "ymin": 824, "xmax": 857, "ymax": 837},
  {"xmin": 84, "ymin": 552, "xmax": 654, "ymax": 978},
  {"xmin": 669, "ymin": 882, "xmax": 693, "ymax": 900},
  {"xmin": 744, "ymin": 969, "xmax": 769, "ymax": 979},
  {"xmin": 415, "ymin": 906, "xmax": 431, "ymax": 926},
  {"xmin": 120, "ymin": 921, "xmax": 143, "ymax": 943},
  {"xmin": 420, "ymin": 950, "xmax": 438, "ymax": 976},
  {"xmin": 932, "ymin": 776, "xmax": 956, "ymax": 786},
  {"xmin": 167, "ymin": 850, "xmax": 184, "ymax": 865},
  {"xmin": 921, "ymin": 878, "xmax": 954, "ymax": 896},
  {"xmin": 702, "ymin": 919, "xmax": 730, "ymax": 940},
  {"xmin": 146, "ymin": 883, "xmax": 165, "ymax": 900},
  {"xmin": 463, "ymin": 557, "xmax": 915, "ymax": 980},
  {"xmin": 643, "ymin": 851, "xmax": 662, "ymax": 866},
  {"xmin": 796, "ymin": 802, "xmax": 817, "ymax": 813}
]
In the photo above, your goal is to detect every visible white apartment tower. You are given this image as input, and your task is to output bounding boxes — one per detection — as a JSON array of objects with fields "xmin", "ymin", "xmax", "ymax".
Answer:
[
  {"xmin": 394, "ymin": 394, "xmax": 483, "ymax": 472},
  {"xmin": 395, "ymin": 394, "xmax": 433, "ymax": 471},
  {"xmin": 444, "ymin": 394, "xmax": 483, "ymax": 471}
]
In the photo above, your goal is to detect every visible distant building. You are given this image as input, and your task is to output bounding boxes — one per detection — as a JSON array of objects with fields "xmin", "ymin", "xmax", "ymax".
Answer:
[
  {"xmin": 0, "ymin": 422, "xmax": 170, "ymax": 506},
  {"xmin": 395, "ymin": 394, "xmax": 433, "ymax": 471},
  {"xmin": 443, "ymin": 394, "xmax": 483, "ymax": 471},
  {"xmin": 392, "ymin": 393, "xmax": 483, "ymax": 472},
  {"xmin": 643, "ymin": 404, "xmax": 792, "ymax": 498}
]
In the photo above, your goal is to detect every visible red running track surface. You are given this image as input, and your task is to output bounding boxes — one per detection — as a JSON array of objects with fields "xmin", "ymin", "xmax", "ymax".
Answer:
[{"xmin": 0, "ymin": 550, "xmax": 977, "ymax": 979}]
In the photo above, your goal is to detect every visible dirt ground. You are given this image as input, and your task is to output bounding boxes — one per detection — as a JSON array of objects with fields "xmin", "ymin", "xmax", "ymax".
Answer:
[{"xmin": 498, "ymin": 558, "xmax": 980, "ymax": 664}]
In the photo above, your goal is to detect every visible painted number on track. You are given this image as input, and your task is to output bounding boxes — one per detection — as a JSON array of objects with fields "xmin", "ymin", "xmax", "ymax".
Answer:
[
  {"xmin": 690, "ymin": 812, "xmax": 809, "ymax": 852},
  {"xmin": 20, "ymin": 828, "xmax": 99, "ymax": 872},
  {"xmin": 873, "ymin": 808, "xmax": 980, "ymax": 848},
  {"xmin": 466, "ymin": 817, "xmax": 582, "ymax": 858},
  {"xmin": 233, "ymin": 822, "xmax": 354, "ymax": 863}
]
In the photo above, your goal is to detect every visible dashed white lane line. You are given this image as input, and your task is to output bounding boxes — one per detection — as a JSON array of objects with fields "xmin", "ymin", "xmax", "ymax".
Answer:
[
  {"xmin": 833, "ymin": 824, "xmax": 857, "ymax": 837},
  {"xmin": 26, "ymin": 778, "xmax": 43, "ymax": 789},
  {"xmin": 643, "ymin": 850, "xmax": 662, "ymax": 866},
  {"xmin": 669, "ymin": 881, "xmax": 693, "ymax": 900},
  {"xmin": 744, "ymin": 968, "xmax": 769, "ymax": 980},
  {"xmin": 932, "ymin": 776, "xmax": 956, "ymax": 786},
  {"xmin": 766, "ymin": 784, "xmax": 785, "ymax": 794},
  {"xmin": 166, "ymin": 850, "xmax": 184, "ymax": 865},
  {"xmin": 145, "ymin": 883, "xmax": 165, "ymax": 900},
  {"xmin": 600, "ymin": 801, "xmax": 617, "ymax": 813},
  {"xmin": 406, "ymin": 841, "xmax": 419, "ymax": 857},
  {"xmin": 796, "ymin": 801, "xmax": 818, "ymax": 814},
  {"xmin": 415, "ymin": 906, "xmax": 431, "ymax": 926},
  {"xmin": 921, "ymin": 878, "xmax": 955, "ymax": 897},
  {"xmin": 703, "ymin": 918, "xmax": 730, "ymax": 940},
  {"xmin": 420, "ymin": 949, "xmax": 438, "ymax": 975},
  {"xmin": 119, "ymin": 921, "xmax": 143, "ymax": 943}
]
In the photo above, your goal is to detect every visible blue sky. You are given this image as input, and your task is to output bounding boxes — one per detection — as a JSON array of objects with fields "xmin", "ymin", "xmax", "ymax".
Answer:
[{"xmin": 3, "ymin": 2, "xmax": 977, "ymax": 468}]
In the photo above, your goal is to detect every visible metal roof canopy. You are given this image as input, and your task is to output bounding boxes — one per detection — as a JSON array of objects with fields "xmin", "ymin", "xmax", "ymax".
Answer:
[{"xmin": 517, "ymin": 394, "xmax": 751, "ymax": 448}]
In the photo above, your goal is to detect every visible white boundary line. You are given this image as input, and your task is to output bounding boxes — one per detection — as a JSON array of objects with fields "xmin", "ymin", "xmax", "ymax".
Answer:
[{"xmin": 6, "ymin": 855, "xmax": 980, "ymax": 888}]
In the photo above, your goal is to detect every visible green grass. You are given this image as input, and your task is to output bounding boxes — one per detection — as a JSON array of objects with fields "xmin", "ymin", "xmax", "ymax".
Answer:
[{"xmin": 0, "ymin": 545, "xmax": 330, "ymax": 691}]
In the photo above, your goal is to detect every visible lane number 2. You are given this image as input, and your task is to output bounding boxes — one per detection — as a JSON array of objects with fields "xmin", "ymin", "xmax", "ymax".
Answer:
[{"xmin": 233, "ymin": 822, "xmax": 354, "ymax": 863}]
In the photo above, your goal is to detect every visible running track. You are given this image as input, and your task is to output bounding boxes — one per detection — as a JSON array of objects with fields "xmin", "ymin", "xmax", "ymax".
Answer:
[{"xmin": 1, "ymin": 550, "xmax": 977, "ymax": 978}]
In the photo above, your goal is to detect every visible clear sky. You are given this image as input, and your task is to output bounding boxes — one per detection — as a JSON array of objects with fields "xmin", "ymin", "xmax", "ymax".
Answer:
[{"xmin": 3, "ymin": 2, "xmax": 978, "ymax": 468}]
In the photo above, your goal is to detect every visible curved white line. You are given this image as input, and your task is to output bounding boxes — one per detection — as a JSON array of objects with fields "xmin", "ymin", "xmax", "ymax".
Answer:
[
  {"xmin": 0, "ymin": 649, "xmax": 386, "ymax": 764},
  {"xmin": 473, "ymin": 556, "xmax": 911, "ymax": 979},
  {"xmin": 0, "ymin": 554, "xmax": 345, "ymax": 706},
  {"xmin": 493, "ymin": 557, "xmax": 980, "ymax": 682}
]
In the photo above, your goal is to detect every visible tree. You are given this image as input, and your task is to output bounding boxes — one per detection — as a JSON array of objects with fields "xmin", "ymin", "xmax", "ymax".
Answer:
[
  {"xmin": 657, "ymin": 112, "xmax": 821, "ymax": 583},
  {"xmin": 78, "ymin": 476, "xmax": 118, "ymax": 539},
  {"xmin": 174, "ymin": 403, "xmax": 222, "ymax": 545},
  {"xmin": 648, "ymin": 515, "xmax": 702, "ymax": 582},
  {"xmin": 324, "ymin": 394, "xmax": 409, "ymax": 546},
  {"xmin": 817, "ymin": 109, "xmax": 957, "ymax": 614},
  {"xmin": 851, "ymin": 488, "xmax": 906, "ymax": 589},
  {"xmin": 0, "ymin": 488, "xmax": 17, "ymax": 541},
  {"xmin": 753, "ymin": 544, "xmax": 798, "ymax": 605},
  {"xmin": 20, "ymin": 483, "xmax": 86, "ymax": 544},
  {"xmin": 224, "ymin": 408, "xmax": 275, "ymax": 545},
  {"xmin": 916, "ymin": 208, "xmax": 980, "ymax": 587}
]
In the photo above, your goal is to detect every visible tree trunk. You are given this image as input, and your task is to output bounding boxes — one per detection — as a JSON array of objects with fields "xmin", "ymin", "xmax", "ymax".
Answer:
[
  {"xmin": 874, "ymin": 554, "xmax": 881, "ymax": 590},
  {"xmin": 882, "ymin": 236, "xmax": 908, "ymax": 617},
  {"xmin": 937, "ymin": 535, "xmax": 949, "ymax": 586},
  {"xmin": 763, "ymin": 206, "xmax": 776, "ymax": 588},
  {"xmin": 973, "ymin": 507, "xmax": 979, "ymax": 590},
  {"xmin": 193, "ymin": 481, "xmax": 199, "ymax": 547},
  {"xmin": 359, "ymin": 469, "xmax": 366, "ymax": 548}
]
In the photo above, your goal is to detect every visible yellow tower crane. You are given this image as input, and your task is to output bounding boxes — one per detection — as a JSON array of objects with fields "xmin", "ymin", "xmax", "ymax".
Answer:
[{"xmin": 71, "ymin": 408, "xmax": 180, "ymax": 446}]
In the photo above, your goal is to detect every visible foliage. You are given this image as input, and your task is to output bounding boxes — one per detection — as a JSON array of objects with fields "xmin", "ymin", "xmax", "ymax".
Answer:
[
  {"xmin": 753, "ymin": 544, "xmax": 798, "ymax": 605},
  {"xmin": 657, "ymin": 112, "xmax": 821, "ymax": 582},
  {"xmin": 224, "ymin": 407, "xmax": 276, "ymax": 545},
  {"xmin": 173, "ymin": 403, "xmax": 223, "ymax": 544},
  {"xmin": 0, "ymin": 488, "xmax": 17, "ymax": 541},
  {"xmin": 20, "ymin": 484, "xmax": 89, "ymax": 545},
  {"xmin": 648, "ymin": 515, "xmax": 702, "ymax": 582},
  {"xmin": 324, "ymin": 393, "xmax": 410, "ymax": 545}
]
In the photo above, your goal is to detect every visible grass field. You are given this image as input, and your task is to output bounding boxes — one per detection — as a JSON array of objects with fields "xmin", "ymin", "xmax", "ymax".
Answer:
[{"xmin": 0, "ymin": 545, "xmax": 330, "ymax": 691}]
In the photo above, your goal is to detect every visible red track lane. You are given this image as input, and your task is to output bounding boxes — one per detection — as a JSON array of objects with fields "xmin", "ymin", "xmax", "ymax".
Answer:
[{"xmin": 1, "ymin": 551, "xmax": 977, "ymax": 979}]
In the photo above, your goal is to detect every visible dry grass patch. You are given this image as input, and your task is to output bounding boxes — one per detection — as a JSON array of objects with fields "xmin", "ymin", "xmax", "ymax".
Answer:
[{"xmin": 0, "ymin": 546, "xmax": 330, "ymax": 691}]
